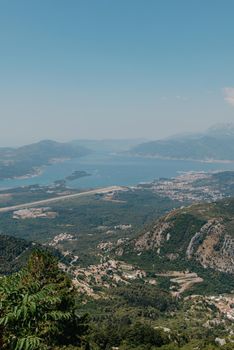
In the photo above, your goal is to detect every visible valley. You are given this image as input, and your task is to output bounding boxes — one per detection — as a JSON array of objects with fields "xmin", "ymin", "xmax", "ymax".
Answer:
[{"xmin": 1, "ymin": 169, "xmax": 234, "ymax": 349}]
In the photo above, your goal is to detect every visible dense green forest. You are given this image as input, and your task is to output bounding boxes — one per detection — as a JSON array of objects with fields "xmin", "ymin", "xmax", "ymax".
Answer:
[{"xmin": 0, "ymin": 234, "xmax": 72, "ymax": 275}]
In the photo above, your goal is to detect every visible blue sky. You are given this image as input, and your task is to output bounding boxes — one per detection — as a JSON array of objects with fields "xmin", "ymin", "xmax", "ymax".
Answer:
[{"xmin": 0, "ymin": 0, "xmax": 234, "ymax": 145}]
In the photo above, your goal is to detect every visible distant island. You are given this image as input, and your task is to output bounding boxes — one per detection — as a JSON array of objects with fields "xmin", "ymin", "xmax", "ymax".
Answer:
[
  {"xmin": 65, "ymin": 170, "xmax": 91, "ymax": 181},
  {"xmin": 53, "ymin": 170, "xmax": 91, "ymax": 187}
]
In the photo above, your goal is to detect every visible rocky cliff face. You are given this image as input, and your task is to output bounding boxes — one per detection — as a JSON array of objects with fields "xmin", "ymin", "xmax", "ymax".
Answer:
[
  {"xmin": 190, "ymin": 220, "xmax": 234, "ymax": 273},
  {"xmin": 134, "ymin": 220, "xmax": 172, "ymax": 252},
  {"xmin": 118, "ymin": 200, "xmax": 234, "ymax": 274}
]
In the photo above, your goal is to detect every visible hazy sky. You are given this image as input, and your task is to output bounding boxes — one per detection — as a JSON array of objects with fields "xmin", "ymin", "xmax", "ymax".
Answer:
[{"xmin": 0, "ymin": 0, "xmax": 234, "ymax": 146}]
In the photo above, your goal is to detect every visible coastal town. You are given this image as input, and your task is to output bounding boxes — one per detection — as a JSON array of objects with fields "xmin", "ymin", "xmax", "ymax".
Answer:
[{"xmin": 138, "ymin": 171, "xmax": 228, "ymax": 203}]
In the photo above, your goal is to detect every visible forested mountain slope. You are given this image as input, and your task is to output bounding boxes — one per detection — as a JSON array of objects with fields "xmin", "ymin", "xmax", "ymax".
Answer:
[
  {"xmin": 0, "ymin": 234, "xmax": 68, "ymax": 275},
  {"xmin": 117, "ymin": 197, "xmax": 234, "ymax": 275},
  {"xmin": 0, "ymin": 140, "xmax": 90, "ymax": 179},
  {"xmin": 131, "ymin": 124, "xmax": 234, "ymax": 161}
]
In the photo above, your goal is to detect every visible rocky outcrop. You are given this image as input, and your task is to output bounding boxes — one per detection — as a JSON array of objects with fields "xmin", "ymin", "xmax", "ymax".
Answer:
[
  {"xmin": 134, "ymin": 221, "xmax": 171, "ymax": 251},
  {"xmin": 117, "ymin": 200, "xmax": 234, "ymax": 275},
  {"xmin": 184, "ymin": 218, "xmax": 234, "ymax": 273},
  {"xmin": 186, "ymin": 219, "xmax": 220, "ymax": 259}
]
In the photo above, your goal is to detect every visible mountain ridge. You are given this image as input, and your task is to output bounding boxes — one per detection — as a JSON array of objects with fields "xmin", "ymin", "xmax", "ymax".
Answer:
[
  {"xmin": 130, "ymin": 124, "xmax": 234, "ymax": 161},
  {"xmin": 0, "ymin": 139, "xmax": 91, "ymax": 180},
  {"xmin": 116, "ymin": 197, "xmax": 234, "ymax": 276}
]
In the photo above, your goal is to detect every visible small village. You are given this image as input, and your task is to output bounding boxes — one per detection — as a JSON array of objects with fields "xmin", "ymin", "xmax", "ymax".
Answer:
[{"xmin": 13, "ymin": 207, "xmax": 58, "ymax": 219}]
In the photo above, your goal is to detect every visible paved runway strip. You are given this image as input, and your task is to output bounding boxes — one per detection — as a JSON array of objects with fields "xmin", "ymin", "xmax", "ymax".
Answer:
[{"xmin": 0, "ymin": 186, "xmax": 125, "ymax": 213}]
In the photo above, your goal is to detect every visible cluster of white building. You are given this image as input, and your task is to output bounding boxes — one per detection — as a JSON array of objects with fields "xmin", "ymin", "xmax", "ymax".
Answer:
[
  {"xmin": 143, "ymin": 172, "xmax": 225, "ymax": 202},
  {"xmin": 13, "ymin": 207, "xmax": 57, "ymax": 219}
]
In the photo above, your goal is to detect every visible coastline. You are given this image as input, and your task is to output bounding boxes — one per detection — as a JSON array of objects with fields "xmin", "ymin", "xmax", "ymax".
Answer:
[
  {"xmin": 11, "ymin": 166, "xmax": 44, "ymax": 180},
  {"xmin": 0, "ymin": 157, "xmax": 71, "ymax": 181},
  {"xmin": 127, "ymin": 153, "xmax": 234, "ymax": 164}
]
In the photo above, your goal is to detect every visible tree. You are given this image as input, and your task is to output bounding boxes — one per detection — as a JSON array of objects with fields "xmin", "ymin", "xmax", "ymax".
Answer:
[{"xmin": 0, "ymin": 250, "xmax": 89, "ymax": 350}]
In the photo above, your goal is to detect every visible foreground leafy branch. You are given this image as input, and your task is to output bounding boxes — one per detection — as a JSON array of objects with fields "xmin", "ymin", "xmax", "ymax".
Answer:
[{"xmin": 0, "ymin": 250, "xmax": 89, "ymax": 350}]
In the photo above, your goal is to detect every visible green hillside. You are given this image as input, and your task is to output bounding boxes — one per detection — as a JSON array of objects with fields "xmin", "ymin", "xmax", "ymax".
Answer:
[
  {"xmin": 0, "ymin": 140, "xmax": 90, "ymax": 179},
  {"xmin": 131, "ymin": 124, "xmax": 234, "ymax": 161},
  {"xmin": 0, "ymin": 234, "xmax": 70, "ymax": 275},
  {"xmin": 115, "ymin": 197, "xmax": 234, "ymax": 295}
]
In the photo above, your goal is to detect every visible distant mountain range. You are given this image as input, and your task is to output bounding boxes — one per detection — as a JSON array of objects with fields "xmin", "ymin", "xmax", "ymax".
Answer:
[
  {"xmin": 0, "ymin": 138, "xmax": 146, "ymax": 180},
  {"xmin": 2, "ymin": 123, "xmax": 234, "ymax": 181},
  {"xmin": 0, "ymin": 140, "xmax": 90, "ymax": 180},
  {"xmin": 131, "ymin": 123, "xmax": 234, "ymax": 161},
  {"xmin": 71, "ymin": 138, "xmax": 146, "ymax": 153}
]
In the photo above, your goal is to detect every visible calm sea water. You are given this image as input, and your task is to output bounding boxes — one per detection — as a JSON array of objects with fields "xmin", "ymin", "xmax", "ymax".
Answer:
[{"xmin": 1, "ymin": 153, "xmax": 234, "ymax": 190}]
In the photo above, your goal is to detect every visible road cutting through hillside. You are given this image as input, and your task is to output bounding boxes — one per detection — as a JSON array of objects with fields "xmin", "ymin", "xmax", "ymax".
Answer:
[{"xmin": 0, "ymin": 186, "xmax": 126, "ymax": 213}]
